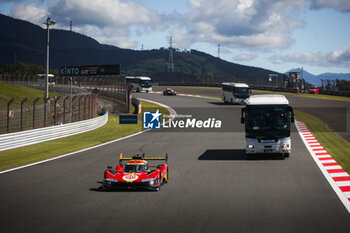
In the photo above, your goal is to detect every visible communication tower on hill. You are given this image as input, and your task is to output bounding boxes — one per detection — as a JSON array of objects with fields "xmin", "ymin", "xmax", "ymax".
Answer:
[
  {"xmin": 168, "ymin": 36, "xmax": 174, "ymax": 72},
  {"xmin": 218, "ymin": 44, "xmax": 221, "ymax": 58}
]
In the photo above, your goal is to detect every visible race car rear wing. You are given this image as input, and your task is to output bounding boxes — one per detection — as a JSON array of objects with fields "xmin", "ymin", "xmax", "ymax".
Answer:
[{"xmin": 119, "ymin": 153, "xmax": 168, "ymax": 164}]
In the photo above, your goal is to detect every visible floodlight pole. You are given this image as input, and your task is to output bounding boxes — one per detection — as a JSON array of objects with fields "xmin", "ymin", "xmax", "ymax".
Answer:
[{"xmin": 44, "ymin": 17, "xmax": 55, "ymax": 99}]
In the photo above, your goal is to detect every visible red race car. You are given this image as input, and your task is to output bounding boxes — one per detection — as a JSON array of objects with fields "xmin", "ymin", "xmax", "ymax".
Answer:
[
  {"xmin": 308, "ymin": 86, "xmax": 320, "ymax": 94},
  {"xmin": 103, "ymin": 153, "xmax": 168, "ymax": 191}
]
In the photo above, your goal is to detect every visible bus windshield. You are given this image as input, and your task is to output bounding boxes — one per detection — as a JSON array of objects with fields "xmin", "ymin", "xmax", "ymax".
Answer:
[
  {"xmin": 234, "ymin": 87, "xmax": 250, "ymax": 98},
  {"xmin": 245, "ymin": 105, "xmax": 290, "ymax": 137},
  {"xmin": 141, "ymin": 80, "xmax": 152, "ymax": 88}
]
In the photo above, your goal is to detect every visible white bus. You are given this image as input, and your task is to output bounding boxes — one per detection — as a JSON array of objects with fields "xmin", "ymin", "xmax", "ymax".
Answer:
[
  {"xmin": 241, "ymin": 95, "xmax": 295, "ymax": 158},
  {"xmin": 222, "ymin": 82, "xmax": 250, "ymax": 104},
  {"xmin": 37, "ymin": 74, "xmax": 55, "ymax": 85},
  {"xmin": 125, "ymin": 76, "xmax": 152, "ymax": 92}
]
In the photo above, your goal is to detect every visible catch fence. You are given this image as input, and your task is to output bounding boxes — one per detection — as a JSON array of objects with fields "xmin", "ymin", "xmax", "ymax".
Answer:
[{"xmin": 0, "ymin": 94, "xmax": 97, "ymax": 134}]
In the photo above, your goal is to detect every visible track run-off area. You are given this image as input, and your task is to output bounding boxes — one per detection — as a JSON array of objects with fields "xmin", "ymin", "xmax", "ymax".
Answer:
[{"xmin": 0, "ymin": 91, "xmax": 350, "ymax": 233}]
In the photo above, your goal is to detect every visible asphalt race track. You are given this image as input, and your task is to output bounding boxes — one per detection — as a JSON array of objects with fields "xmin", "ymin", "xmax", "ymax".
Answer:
[
  {"xmin": 0, "ymin": 93, "xmax": 349, "ymax": 233},
  {"xmin": 153, "ymin": 86, "xmax": 350, "ymax": 142}
]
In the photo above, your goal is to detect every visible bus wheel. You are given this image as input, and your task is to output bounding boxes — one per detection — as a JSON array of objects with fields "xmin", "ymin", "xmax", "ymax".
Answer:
[
  {"xmin": 284, "ymin": 153, "xmax": 290, "ymax": 158},
  {"xmin": 223, "ymin": 97, "xmax": 227, "ymax": 103}
]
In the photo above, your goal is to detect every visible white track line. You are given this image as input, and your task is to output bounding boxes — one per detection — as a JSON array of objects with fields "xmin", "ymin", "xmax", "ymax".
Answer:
[{"xmin": 0, "ymin": 99, "xmax": 176, "ymax": 175}]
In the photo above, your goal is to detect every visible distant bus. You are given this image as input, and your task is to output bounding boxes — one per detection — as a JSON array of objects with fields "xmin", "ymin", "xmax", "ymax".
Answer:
[
  {"xmin": 222, "ymin": 82, "xmax": 250, "ymax": 104},
  {"xmin": 37, "ymin": 74, "xmax": 55, "ymax": 85},
  {"xmin": 125, "ymin": 76, "xmax": 152, "ymax": 92}
]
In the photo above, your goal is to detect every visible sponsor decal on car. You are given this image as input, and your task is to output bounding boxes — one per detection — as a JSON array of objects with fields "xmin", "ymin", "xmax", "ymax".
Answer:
[{"xmin": 123, "ymin": 174, "xmax": 139, "ymax": 182}]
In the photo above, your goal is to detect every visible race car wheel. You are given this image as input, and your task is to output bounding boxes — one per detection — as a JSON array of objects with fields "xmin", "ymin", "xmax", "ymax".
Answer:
[
  {"xmin": 155, "ymin": 176, "xmax": 161, "ymax": 191},
  {"xmin": 164, "ymin": 168, "xmax": 168, "ymax": 183}
]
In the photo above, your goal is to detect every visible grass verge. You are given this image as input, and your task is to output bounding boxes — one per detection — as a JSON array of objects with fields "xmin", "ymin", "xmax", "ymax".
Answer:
[
  {"xmin": 252, "ymin": 89, "xmax": 350, "ymax": 102},
  {"xmin": 0, "ymin": 81, "xmax": 60, "ymax": 110},
  {"xmin": 294, "ymin": 110, "xmax": 350, "ymax": 174},
  {"xmin": 0, "ymin": 99, "xmax": 170, "ymax": 171}
]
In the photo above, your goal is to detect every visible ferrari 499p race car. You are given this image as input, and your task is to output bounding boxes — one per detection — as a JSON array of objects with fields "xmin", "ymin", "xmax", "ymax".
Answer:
[{"xmin": 103, "ymin": 153, "xmax": 168, "ymax": 191}]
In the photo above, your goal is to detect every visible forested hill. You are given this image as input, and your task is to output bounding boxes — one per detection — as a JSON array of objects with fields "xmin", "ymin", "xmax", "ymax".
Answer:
[{"xmin": 0, "ymin": 13, "xmax": 282, "ymax": 84}]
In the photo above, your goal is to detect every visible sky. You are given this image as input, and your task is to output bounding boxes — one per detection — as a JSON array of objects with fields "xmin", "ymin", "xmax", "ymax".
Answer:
[{"xmin": 1, "ymin": 0, "xmax": 350, "ymax": 75}]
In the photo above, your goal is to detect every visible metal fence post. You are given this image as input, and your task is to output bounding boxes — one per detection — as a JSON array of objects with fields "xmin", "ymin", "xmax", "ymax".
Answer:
[
  {"xmin": 7, "ymin": 98, "xmax": 14, "ymax": 133},
  {"xmin": 78, "ymin": 95, "xmax": 83, "ymax": 121},
  {"xmin": 83, "ymin": 95, "xmax": 88, "ymax": 119},
  {"xmin": 33, "ymin": 97, "xmax": 39, "ymax": 129},
  {"xmin": 71, "ymin": 95, "xmax": 77, "ymax": 122},
  {"xmin": 54, "ymin": 96, "xmax": 60, "ymax": 125},
  {"xmin": 63, "ymin": 96, "xmax": 69, "ymax": 124},
  {"xmin": 20, "ymin": 98, "xmax": 27, "ymax": 131},
  {"xmin": 43, "ymin": 97, "xmax": 49, "ymax": 127}
]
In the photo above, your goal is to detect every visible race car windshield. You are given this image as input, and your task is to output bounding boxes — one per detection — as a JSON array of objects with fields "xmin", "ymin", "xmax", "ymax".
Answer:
[{"xmin": 124, "ymin": 164, "xmax": 147, "ymax": 172}]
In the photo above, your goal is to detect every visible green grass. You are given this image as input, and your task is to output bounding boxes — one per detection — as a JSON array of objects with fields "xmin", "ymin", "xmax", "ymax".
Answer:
[
  {"xmin": 0, "ymin": 99, "xmax": 170, "ymax": 171},
  {"xmin": 0, "ymin": 81, "xmax": 60, "ymax": 110},
  {"xmin": 252, "ymin": 89, "xmax": 350, "ymax": 102},
  {"xmin": 294, "ymin": 110, "xmax": 350, "ymax": 173}
]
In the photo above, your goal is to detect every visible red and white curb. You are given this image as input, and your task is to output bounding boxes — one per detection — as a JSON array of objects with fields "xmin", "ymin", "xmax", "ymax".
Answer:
[{"xmin": 296, "ymin": 121, "xmax": 350, "ymax": 212}]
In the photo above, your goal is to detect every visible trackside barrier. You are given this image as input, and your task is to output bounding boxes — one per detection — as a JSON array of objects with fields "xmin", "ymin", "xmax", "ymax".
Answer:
[
  {"xmin": 319, "ymin": 89, "xmax": 350, "ymax": 97},
  {"xmin": 0, "ymin": 112, "xmax": 108, "ymax": 152},
  {"xmin": 158, "ymin": 82, "xmax": 350, "ymax": 96},
  {"xmin": 158, "ymin": 82, "xmax": 296, "ymax": 92}
]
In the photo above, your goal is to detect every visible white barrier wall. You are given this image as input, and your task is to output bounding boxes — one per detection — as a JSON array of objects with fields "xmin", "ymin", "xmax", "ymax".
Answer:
[{"xmin": 0, "ymin": 113, "xmax": 108, "ymax": 151}]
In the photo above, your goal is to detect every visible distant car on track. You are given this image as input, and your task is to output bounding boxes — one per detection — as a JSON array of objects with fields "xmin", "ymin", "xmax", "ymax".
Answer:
[
  {"xmin": 163, "ymin": 88, "xmax": 177, "ymax": 96},
  {"xmin": 103, "ymin": 153, "xmax": 168, "ymax": 191},
  {"xmin": 308, "ymin": 86, "xmax": 320, "ymax": 94}
]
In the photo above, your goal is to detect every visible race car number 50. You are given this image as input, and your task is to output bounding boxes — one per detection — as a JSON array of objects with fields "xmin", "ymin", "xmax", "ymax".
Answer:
[{"xmin": 123, "ymin": 174, "xmax": 139, "ymax": 182}]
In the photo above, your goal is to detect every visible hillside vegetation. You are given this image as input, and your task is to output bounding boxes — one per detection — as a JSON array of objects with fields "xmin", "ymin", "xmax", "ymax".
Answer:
[{"xmin": 0, "ymin": 13, "xmax": 283, "ymax": 85}]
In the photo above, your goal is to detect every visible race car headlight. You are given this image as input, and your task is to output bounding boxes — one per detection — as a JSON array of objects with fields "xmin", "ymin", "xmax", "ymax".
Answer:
[
  {"xmin": 282, "ymin": 144, "xmax": 289, "ymax": 149},
  {"xmin": 247, "ymin": 145, "xmax": 254, "ymax": 149},
  {"xmin": 141, "ymin": 178, "xmax": 157, "ymax": 183}
]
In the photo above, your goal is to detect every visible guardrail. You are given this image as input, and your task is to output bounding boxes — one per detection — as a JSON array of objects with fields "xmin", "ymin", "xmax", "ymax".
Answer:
[
  {"xmin": 158, "ymin": 82, "xmax": 350, "ymax": 96},
  {"xmin": 319, "ymin": 89, "xmax": 350, "ymax": 97},
  {"xmin": 0, "ymin": 112, "xmax": 108, "ymax": 151}
]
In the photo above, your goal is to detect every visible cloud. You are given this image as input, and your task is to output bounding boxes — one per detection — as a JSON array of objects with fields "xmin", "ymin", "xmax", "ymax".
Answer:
[
  {"xmin": 234, "ymin": 53, "xmax": 257, "ymax": 61},
  {"xmin": 168, "ymin": 0, "xmax": 307, "ymax": 50},
  {"xmin": 11, "ymin": 3, "xmax": 47, "ymax": 26},
  {"xmin": 270, "ymin": 44, "xmax": 350, "ymax": 68},
  {"xmin": 45, "ymin": 0, "xmax": 164, "ymax": 48},
  {"xmin": 310, "ymin": 0, "xmax": 350, "ymax": 12}
]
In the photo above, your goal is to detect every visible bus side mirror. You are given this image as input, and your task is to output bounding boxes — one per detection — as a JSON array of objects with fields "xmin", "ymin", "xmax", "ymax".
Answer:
[
  {"xmin": 289, "ymin": 106, "xmax": 295, "ymax": 123},
  {"xmin": 241, "ymin": 108, "xmax": 245, "ymax": 124},
  {"xmin": 241, "ymin": 117, "xmax": 245, "ymax": 124}
]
